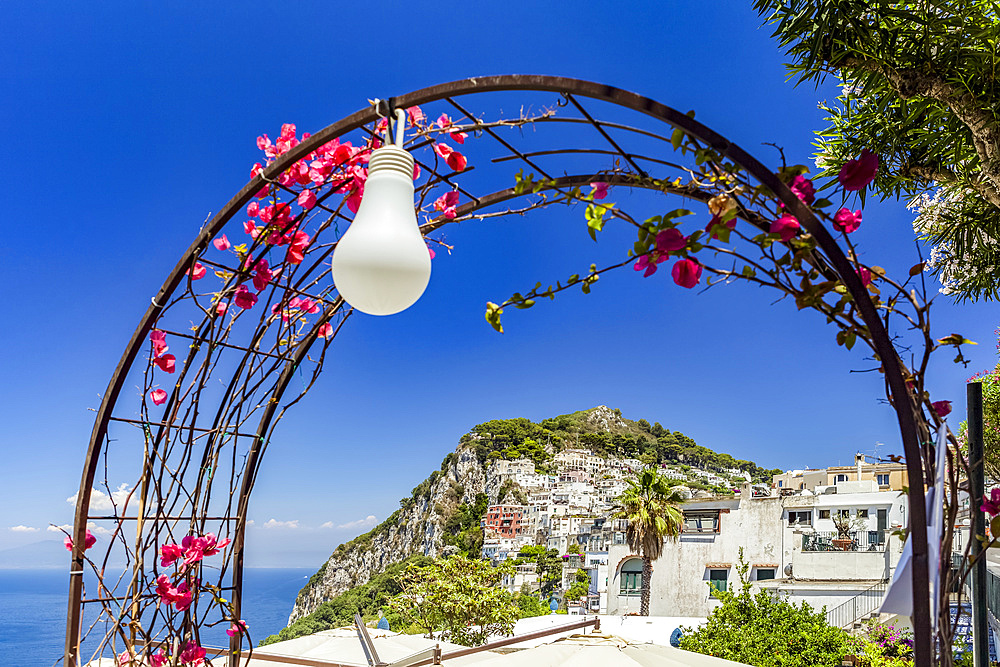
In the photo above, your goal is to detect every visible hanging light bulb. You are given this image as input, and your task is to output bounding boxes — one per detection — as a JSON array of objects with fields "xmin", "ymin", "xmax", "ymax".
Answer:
[{"xmin": 331, "ymin": 108, "xmax": 431, "ymax": 315}]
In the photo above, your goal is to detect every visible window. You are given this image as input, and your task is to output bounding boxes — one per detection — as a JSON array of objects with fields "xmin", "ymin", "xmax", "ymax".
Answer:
[
  {"xmin": 778, "ymin": 480, "xmax": 783, "ymax": 487},
  {"xmin": 709, "ymin": 569, "xmax": 728, "ymax": 593},
  {"xmin": 788, "ymin": 511, "xmax": 812, "ymax": 526},
  {"xmin": 819, "ymin": 510, "xmax": 831, "ymax": 520},
  {"xmin": 857, "ymin": 509, "xmax": 869, "ymax": 518},
  {"xmin": 838, "ymin": 509, "xmax": 851, "ymax": 518},
  {"xmin": 835, "ymin": 474, "xmax": 848, "ymax": 482},
  {"xmin": 683, "ymin": 510, "xmax": 721, "ymax": 533},
  {"xmin": 620, "ymin": 559, "xmax": 642, "ymax": 596},
  {"xmin": 877, "ymin": 474, "xmax": 890, "ymax": 486},
  {"xmin": 756, "ymin": 568, "xmax": 776, "ymax": 581}
]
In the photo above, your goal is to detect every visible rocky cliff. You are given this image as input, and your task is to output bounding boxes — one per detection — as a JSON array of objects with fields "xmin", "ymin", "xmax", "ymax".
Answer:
[{"xmin": 289, "ymin": 445, "xmax": 502, "ymax": 623}]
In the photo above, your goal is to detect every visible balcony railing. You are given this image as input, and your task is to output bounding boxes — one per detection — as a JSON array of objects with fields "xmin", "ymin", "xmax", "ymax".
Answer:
[{"xmin": 802, "ymin": 530, "xmax": 890, "ymax": 552}]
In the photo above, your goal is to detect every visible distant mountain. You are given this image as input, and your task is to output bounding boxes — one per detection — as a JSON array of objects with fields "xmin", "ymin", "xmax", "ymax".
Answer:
[
  {"xmin": 281, "ymin": 406, "xmax": 779, "ymax": 639},
  {"xmin": 0, "ymin": 539, "xmax": 70, "ymax": 569}
]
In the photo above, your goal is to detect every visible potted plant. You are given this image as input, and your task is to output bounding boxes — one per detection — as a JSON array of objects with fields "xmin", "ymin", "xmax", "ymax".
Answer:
[{"xmin": 831, "ymin": 513, "xmax": 865, "ymax": 550}]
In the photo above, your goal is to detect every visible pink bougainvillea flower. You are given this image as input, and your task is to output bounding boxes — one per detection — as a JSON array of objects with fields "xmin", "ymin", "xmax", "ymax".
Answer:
[
  {"xmin": 704, "ymin": 214, "xmax": 738, "ymax": 240},
  {"xmin": 214, "ymin": 302, "xmax": 228, "ymax": 318},
  {"xmin": 318, "ymin": 323, "xmax": 333, "ymax": 338},
  {"xmin": 590, "ymin": 182, "xmax": 608, "ymax": 200},
  {"xmin": 153, "ymin": 354, "xmax": 176, "ymax": 374},
  {"xmin": 406, "ymin": 106, "xmax": 424, "ymax": 126},
  {"xmin": 857, "ymin": 266, "xmax": 873, "ymax": 287},
  {"xmin": 179, "ymin": 641, "xmax": 206, "ymax": 667},
  {"xmin": 297, "ymin": 189, "xmax": 316, "ymax": 210},
  {"xmin": 982, "ymin": 488, "xmax": 1000, "ymax": 517},
  {"xmin": 252, "ymin": 259, "xmax": 273, "ymax": 291},
  {"xmin": 655, "ymin": 228, "xmax": 687, "ymax": 253},
  {"xmin": 634, "ymin": 253, "xmax": 658, "ymax": 277},
  {"xmin": 296, "ymin": 297, "xmax": 320, "ymax": 314},
  {"xmin": 427, "ymin": 245, "xmax": 436, "ymax": 260},
  {"xmin": 160, "ymin": 542, "xmax": 184, "ymax": 567},
  {"xmin": 833, "ymin": 207, "xmax": 862, "ymax": 234},
  {"xmin": 433, "ymin": 142, "xmax": 467, "ymax": 172},
  {"xmin": 346, "ymin": 190, "xmax": 363, "ymax": 214},
  {"xmin": 286, "ymin": 230, "xmax": 310, "ymax": 265},
  {"xmin": 117, "ymin": 651, "xmax": 131, "ymax": 666},
  {"xmin": 188, "ymin": 262, "xmax": 206, "ymax": 280},
  {"xmin": 150, "ymin": 389, "xmax": 168, "ymax": 405},
  {"xmin": 770, "ymin": 214, "xmax": 800, "ymax": 242},
  {"xmin": 244, "ymin": 221, "xmax": 259, "ymax": 238},
  {"xmin": 213, "ymin": 235, "xmax": 231, "ymax": 251},
  {"xmin": 789, "ymin": 174, "xmax": 815, "ymax": 205},
  {"xmin": 932, "ymin": 400, "xmax": 953, "ymax": 418},
  {"xmin": 838, "ymin": 149, "xmax": 879, "ymax": 191},
  {"xmin": 250, "ymin": 162, "xmax": 264, "ymax": 179},
  {"xmin": 672, "ymin": 258, "xmax": 703, "ymax": 288},
  {"xmin": 227, "ymin": 620, "xmax": 248, "ymax": 638},
  {"xmin": 149, "ymin": 330, "xmax": 168, "ymax": 357},
  {"xmin": 64, "ymin": 529, "xmax": 97, "ymax": 552},
  {"xmin": 433, "ymin": 191, "xmax": 460, "ymax": 219},
  {"xmin": 234, "ymin": 285, "xmax": 258, "ymax": 310},
  {"xmin": 150, "ymin": 650, "xmax": 168, "ymax": 667},
  {"xmin": 247, "ymin": 201, "xmax": 260, "ymax": 218},
  {"xmin": 435, "ymin": 113, "xmax": 467, "ymax": 143}
]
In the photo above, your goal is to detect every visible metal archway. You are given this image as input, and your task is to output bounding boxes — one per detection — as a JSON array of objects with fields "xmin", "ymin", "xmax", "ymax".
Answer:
[{"xmin": 65, "ymin": 75, "xmax": 935, "ymax": 666}]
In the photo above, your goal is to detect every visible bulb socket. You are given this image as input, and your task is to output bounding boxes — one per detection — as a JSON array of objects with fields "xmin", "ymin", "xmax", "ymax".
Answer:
[{"xmin": 368, "ymin": 145, "xmax": 415, "ymax": 179}]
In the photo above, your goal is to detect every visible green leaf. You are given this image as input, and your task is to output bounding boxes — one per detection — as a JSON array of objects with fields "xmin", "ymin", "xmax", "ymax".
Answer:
[{"xmin": 671, "ymin": 128, "xmax": 684, "ymax": 150}]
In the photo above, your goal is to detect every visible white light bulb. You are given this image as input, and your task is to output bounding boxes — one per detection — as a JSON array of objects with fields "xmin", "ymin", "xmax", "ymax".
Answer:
[{"xmin": 331, "ymin": 144, "xmax": 431, "ymax": 316}]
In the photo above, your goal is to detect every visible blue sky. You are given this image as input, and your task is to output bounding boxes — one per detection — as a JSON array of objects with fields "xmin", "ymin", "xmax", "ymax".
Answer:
[{"xmin": 0, "ymin": 2, "xmax": 996, "ymax": 568}]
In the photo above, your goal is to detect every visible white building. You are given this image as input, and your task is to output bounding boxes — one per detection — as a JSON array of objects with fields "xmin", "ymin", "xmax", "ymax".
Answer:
[{"xmin": 606, "ymin": 483, "xmax": 904, "ymax": 622}]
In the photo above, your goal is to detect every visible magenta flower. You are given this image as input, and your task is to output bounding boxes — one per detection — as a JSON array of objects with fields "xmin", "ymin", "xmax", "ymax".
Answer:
[
  {"xmin": 704, "ymin": 215, "xmax": 737, "ymax": 240},
  {"xmin": 150, "ymin": 650, "xmax": 168, "ymax": 667},
  {"xmin": 214, "ymin": 302, "xmax": 228, "ymax": 318},
  {"xmin": 981, "ymin": 488, "xmax": 1000, "ymax": 517},
  {"xmin": 590, "ymin": 182, "xmax": 609, "ymax": 200},
  {"xmin": 428, "ymin": 245, "xmax": 436, "ymax": 259},
  {"xmin": 833, "ymin": 208, "xmax": 862, "ymax": 233},
  {"xmin": 656, "ymin": 228, "xmax": 687, "ymax": 253},
  {"xmin": 857, "ymin": 266, "xmax": 873, "ymax": 287},
  {"xmin": 633, "ymin": 254, "xmax": 659, "ymax": 277},
  {"xmin": 149, "ymin": 330, "xmax": 169, "ymax": 358},
  {"xmin": 160, "ymin": 543, "xmax": 184, "ymax": 567},
  {"xmin": 213, "ymin": 235, "xmax": 231, "ymax": 251},
  {"xmin": 286, "ymin": 230, "xmax": 310, "ymax": 265},
  {"xmin": 839, "ymin": 149, "xmax": 879, "ymax": 191},
  {"xmin": 436, "ymin": 113, "xmax": 467, "ymax": 143},
  {"xmin": 234, "ymin": 286, "xmax": 257, "ymax": 310},
  {"xmin": 672, "ymin": 259, "xmax": 703, "ymax": 288},
  {"xmin": 433, "ymin": 142, "xmax": 467, "ymax": 172},
  {"xmin": 64, "ymin": 529, "xmax": 97, "ymax": 552},
  {"xmin": 227, "ymin": 620, "xmax": 248, "ymax": 637},
  {"xmin": 433, "ymin": 191, "xmax": 460, "ymax": 219},
  {"xmin": 932, "ymin": 400, "xmax": 952, "ymax": 418},
  {"xmin": 789, "ymin": 175, "xmax": 815, "ymax": 205},
  {"xmin": 179, "ymin": 641, "xmax": 206, "ymax": 667},
  {"xmin": 297, "ymin": 189, "xmax": 316, "ymax": 210},
  {"xmin": 150, "ymin": 389, "xmax": 167, "ymax": 406},
  {"xmin": 252, "ymin": 259, "xmax": 273, "ymax": 291},
  {"xmin": 770, "ymin": 214, "xmax": 800, "ymax": 242},
  {"xmin": 153, "ymin": 354, "xmax": 176, "ymax": 373},
  {"xmin": 188, "ymin": 262, "xmax": 206, "ymax": 280},
  {"xmin": 318, "ymin": 323, "xmax": 333, "ymax": 338},
  {"xmin": 246, "ymin": 201, "xmax": 259, "ymax": 217}
]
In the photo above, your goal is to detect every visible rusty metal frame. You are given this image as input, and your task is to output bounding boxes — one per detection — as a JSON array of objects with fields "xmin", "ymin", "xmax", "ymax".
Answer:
[{"xmin": 65, "ymin": 75, "xmax": 933, "ymax": 667}]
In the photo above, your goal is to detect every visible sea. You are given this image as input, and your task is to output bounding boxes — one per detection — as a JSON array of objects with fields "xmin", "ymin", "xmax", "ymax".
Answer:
[{"xmin": 0, "ymin": 568, "xmax": 314, "ymax": 667}]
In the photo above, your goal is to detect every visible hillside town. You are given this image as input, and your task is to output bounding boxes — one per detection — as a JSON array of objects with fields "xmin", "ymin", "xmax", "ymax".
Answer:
[{"xmin": 480, "ymin": 448, "xmax": 917, "ymax": 628}]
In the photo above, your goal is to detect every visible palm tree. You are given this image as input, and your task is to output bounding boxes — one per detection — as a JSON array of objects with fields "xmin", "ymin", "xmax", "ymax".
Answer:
[{"xmin": 614, "ymin": 467, "xmax": 685, "ymax": 616}]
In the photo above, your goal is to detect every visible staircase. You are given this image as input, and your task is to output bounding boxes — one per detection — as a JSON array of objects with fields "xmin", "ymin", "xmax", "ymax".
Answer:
[{"xmin": 825, "ymin": 580, "xmax": 889, "ymax": 630}]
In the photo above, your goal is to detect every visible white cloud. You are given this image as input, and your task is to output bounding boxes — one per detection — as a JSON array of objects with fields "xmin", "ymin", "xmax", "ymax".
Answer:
[
  {"xmin": 66, "ymin": 484, "xmax": 134, "ymax": 512},
  {"xmin": 319, "ymin": 521, "xmax": 334, "ymax": 529},
  {"xmin": 48, "ymin": 524, "xmax": 72, "ymax": 533},
  {"xmin": 9, "ymin": 525, "xmax": 38, "ymax": 533},
  {"xmin": 336, "ymin": 515, "xmax": 377, "ymax": 530},
  {"xmin": 246, "ymin": 519, "xmax": 255, "ymax": 527},
  {"xmin": 262, "ymin": 519, "xmax": 299, "ymax": 530}
]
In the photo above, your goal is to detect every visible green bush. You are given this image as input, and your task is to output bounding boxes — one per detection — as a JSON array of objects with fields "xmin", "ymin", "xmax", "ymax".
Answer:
[{"xmin": 679, "ymin": 551, "xmax": 849, "ymax": 667}]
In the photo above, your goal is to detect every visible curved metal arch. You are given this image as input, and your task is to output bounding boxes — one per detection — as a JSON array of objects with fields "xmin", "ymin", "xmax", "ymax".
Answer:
[{"xmin": 66, "ymin": 75, "xmax": 931, "ymax": 666}]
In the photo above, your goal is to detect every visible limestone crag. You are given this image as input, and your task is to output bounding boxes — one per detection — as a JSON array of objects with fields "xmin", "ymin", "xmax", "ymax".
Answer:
[{"xmin": 288, "ymin": 446, "xmax": 501, "ymax": 623}]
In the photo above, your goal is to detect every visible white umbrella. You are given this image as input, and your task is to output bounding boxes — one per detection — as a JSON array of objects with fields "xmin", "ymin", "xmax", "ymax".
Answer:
[{"xmin": 463, "ymin": 633, "xmax": 753, "ymax": 667}]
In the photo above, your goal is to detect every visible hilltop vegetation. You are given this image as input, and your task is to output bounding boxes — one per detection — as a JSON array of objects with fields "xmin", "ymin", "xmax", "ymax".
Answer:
[{"xmin": 463, "ymin": 407, "xmax": 780, "ymax": 482}]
